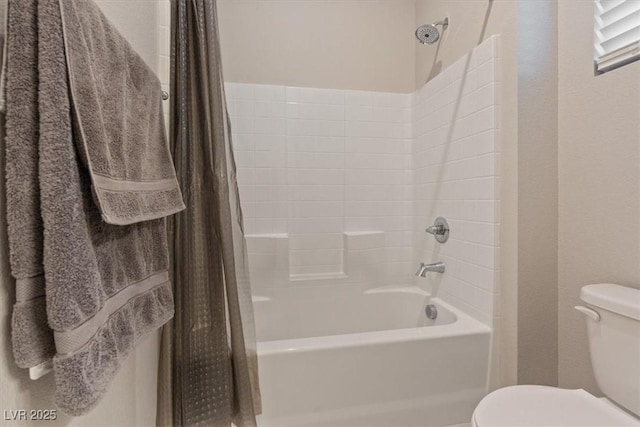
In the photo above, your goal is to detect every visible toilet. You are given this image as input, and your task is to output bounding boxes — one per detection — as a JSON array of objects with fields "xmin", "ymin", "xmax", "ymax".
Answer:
[{"xmin": 473, "ymin": 283, "xmax": 640, "ymax": 426}]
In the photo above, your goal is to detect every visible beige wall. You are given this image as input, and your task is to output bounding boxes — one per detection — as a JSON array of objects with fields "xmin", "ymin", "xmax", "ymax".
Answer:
[
  {"xmin": 0, "ymin": 2, "xmax": 162, "ymax": 425},
  {"xmin": 558, "ymin": 0, "xmax": 640, "ymax": 393},
  {"xmin": 217, "ymin": 0, "xmax": 416, "ymax": 93},
  {"xmin": 414, "ymin": 0, "xmax": 519, "ymax": 388},
  {"xmin": 414, "ymin": 0, "xmax": 514, "ymax": 88},
  {"xmin": 516, "ymin": 0, "xmax": 558, "ymax": 387}
]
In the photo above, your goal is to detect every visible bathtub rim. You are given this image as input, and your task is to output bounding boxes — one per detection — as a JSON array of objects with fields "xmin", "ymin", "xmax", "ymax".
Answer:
[{"xmin": 257, "ymin": 297, "xmax": 491, "ymax": 356}]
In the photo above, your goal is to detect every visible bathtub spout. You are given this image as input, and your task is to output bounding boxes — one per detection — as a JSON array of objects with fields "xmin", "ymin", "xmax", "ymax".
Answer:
[{"xmin": 415, "ymin": 262, "xmax": 445, "ymax": 277}]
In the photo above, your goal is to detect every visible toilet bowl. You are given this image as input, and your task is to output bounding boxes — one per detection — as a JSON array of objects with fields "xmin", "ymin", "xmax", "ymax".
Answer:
[
  {"xmin": 473, "ymin": 283, "xmax": 640, "ymax": 427},
  {"xmin": 472, "ymin": 385, "xmax": 639, "ymax": 426}
]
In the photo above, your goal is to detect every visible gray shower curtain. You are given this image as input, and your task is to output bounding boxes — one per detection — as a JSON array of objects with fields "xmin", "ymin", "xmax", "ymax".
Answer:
[{"xmin": 157, "ymin": 1, "xmax": 261, "ymax": 425}]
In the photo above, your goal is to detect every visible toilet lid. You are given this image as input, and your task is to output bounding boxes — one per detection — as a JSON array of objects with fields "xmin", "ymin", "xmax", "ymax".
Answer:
[{"xmin": 473, "ymin": 385, "xmax": 640, "ymax": 427}]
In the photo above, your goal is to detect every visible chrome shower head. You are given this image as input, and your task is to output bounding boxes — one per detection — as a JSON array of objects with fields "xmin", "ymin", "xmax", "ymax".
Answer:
[
  {"xmin": 415, "ymin": 17, "xmax": 449, "ymax": 45},
  {"xmin": 415, "ymin": 24, "xmax": 440, "ymax": 44}
]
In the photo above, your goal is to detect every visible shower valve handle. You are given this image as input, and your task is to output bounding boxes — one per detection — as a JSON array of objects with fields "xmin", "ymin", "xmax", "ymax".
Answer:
[
  {"xmin": 425, "ymin": 217, "xmax": 450, "ymax": 243},
  {"xmin": 426, "ymin": 224, "xmax": 445, "ymax": 236}
]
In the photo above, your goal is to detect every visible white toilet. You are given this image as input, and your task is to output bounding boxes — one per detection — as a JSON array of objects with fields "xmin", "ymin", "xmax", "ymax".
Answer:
[{"xmin": 473, "ymin": 283, "xmax": 640, "ymax": 426}]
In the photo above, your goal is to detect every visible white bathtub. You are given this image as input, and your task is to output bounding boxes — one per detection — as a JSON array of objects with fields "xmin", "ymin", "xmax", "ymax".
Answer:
[{"xmin": 253, "ymin": 285, "xmax": 491, "ymax": 427}]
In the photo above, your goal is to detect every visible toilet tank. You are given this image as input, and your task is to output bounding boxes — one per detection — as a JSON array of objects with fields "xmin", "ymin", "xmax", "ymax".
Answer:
[{"xmin": 579, "ymin": 284, "xmax": 640, "ymax": 417}]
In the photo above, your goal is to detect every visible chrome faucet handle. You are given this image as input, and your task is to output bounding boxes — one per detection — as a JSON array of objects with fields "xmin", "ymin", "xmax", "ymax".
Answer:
[
  {"xmin": 426, "ymin": 224, "xmax": 445, "ymax": 235},
  {"xmin": 425, "ymin": 217, "xmax": 450, "ymax": 243}
]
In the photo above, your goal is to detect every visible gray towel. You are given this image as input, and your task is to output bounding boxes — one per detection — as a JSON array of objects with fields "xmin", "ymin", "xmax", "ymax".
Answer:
[
  {"xmin": 4, "ymin": 0, "xmax": 55, "ymax": 370},
  {"xmin": 61, "ymin": 0, "xmax": 185, "ymax": 225},
  {"xmin": 4, "ymin": 0, "xmax": 180, "ymax": 415}
]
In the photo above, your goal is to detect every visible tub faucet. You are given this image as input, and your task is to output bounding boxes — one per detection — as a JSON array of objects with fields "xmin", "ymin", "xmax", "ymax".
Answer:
[{"xmin": 415, "ymin": 261, "xmax": 445, "ymax": 277}]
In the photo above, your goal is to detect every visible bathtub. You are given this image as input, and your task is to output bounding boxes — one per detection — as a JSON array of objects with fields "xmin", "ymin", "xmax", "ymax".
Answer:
[{"xmin": 253, "ymin": 284, "xmax": 491, "ymax": 427}]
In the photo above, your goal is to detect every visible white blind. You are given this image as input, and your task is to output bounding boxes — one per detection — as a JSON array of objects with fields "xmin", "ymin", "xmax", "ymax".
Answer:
[{"xmin": 594, "ymin": 0, "xmax": 640, "ymax": 72}]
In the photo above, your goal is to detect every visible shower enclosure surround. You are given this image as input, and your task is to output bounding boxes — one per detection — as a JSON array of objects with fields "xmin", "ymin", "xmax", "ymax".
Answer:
[
  {"xmin": 226, "ymin": 82, "xmax": 413, "ymax": 284},
  {"xmin": 226, "ymin": 36, "xmax": 500, "ymax": 426}
]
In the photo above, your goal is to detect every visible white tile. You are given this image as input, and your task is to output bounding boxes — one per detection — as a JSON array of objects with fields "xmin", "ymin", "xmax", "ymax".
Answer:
[
  {"xmin": 224, "ymin": 82, "xmax": 237, "ymax": 99},
  {"xmin": 345, "ymin": 90, "xmax": 374, "ymax": 106},
  {"xmin": 253, "ymin": 84, "xmax": 285, "ymax": 101},
  {"xmin": 287, "ymin": 119, "xmax": 317, "ymax": 136},
  {"xmin": 318, "ymin": 120, "xmax": 345, "ymax": 137},
  {"xmin": 234, "ymin": 151, "xmax": 254, "ymax": 168},
  {"xmin": 232, "ymin": 133, "xmax": 254, "ymax": 151},
  {"xmin": 316, "ymin": 136, "xmax": 345, "ymax": 153},
  {"xmin": 254, "ymin": 134, "xmax": 285, "ymax": 151},
  {"xmin": 289, "ymin": 217, "xmax": 343, "ymax": 234},
  {"xmin": 232, "ymin": 116, "xmax": 254, "ymax": 134},
  {"xmin": 476, "ymin": 60, "xmax": 495, "ymax": 87},
  {"xmin": 254, "ymin": 117, "xmax": 285, "ymax": 135},
  {"xmin": 236, "ymin": 168, "xmax": 254, "ymax": 186},
  {"xmin": 255, "ymin": 101, "xmax": 285, "ymax": 118},
  {"xmin": 288, "ymin": 169, "xmax": 344, "ymax": 185},
  {"xmin": 236, "ymin": 99, "xmax": 254, "ymax": 117},
  {"xmin": 476, "ymin": 83, "xmax": 496, "ymax": 111},
  {"xmin": 475, "ymin": 106, "xmax": 497, "ymax": 133},
  {"xmin": 299, "ymin": 88, "xmax": 344, "ymax": 105},
  {"xmin": 288, "ymin": 103, "xmax": 344, "ymax": 121},
  {"xmin": 286, "ymin": 87, "xmax": 300, "ymax": 102},
  {"xmin": 236, "ymin": 83, "xmax": 254, "ymax": 100},
  {"xmin": 388, "ymin": 93, "xmax": 413, "ymax": 108},
  {"xmin": 255, "ymin": 151, "xmax": 286, "ymax": 168},
  {"xmin": 474, "ymin": 36, "xmax": 496, "ymax": 66}
]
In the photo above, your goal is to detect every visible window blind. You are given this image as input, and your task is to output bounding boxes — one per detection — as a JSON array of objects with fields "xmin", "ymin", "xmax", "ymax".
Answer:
[{"xmin": 594, "ymin": 0, "xmax": 640, "ymax": 73}]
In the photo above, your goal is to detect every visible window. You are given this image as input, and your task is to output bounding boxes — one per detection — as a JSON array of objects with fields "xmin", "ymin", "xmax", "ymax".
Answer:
[{"xmin": 594, "ymin": 0, "xmax": 640, "ymax": 73}]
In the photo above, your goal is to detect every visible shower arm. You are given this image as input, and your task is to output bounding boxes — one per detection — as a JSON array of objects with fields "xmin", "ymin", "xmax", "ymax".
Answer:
[{"xmin": 433, "ymin": 17, "xmax": 449, "ymax": 28}]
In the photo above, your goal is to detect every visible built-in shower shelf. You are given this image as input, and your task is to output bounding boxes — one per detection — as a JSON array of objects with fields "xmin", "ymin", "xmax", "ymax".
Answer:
[{"xmin": 244, "ymin": 231, "xmax": 386, "ymax": 287}]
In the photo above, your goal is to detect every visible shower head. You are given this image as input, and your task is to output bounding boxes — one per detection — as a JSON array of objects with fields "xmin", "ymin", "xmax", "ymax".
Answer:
[
  {"xmin": 415, "ymin": 17, "xmax": 449, "ymax": 44},
  {"xmin": 415, "ymin": 24, "xmax": 440, "ymax": 44}
]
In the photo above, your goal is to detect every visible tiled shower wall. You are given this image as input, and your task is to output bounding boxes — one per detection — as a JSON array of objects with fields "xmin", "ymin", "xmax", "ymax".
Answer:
[
  {"xmin": 413, "ymin": 36, "xmax": 500, "ymax": 326},
  {"xmin": 226, "ymin": 36, "xmax": 500, "ymax": 325},
  {"xmin": 226, "ymin": 85, "xmax": 414, "ymax": 283}
]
